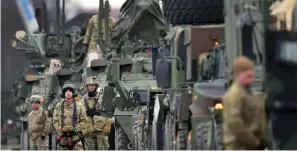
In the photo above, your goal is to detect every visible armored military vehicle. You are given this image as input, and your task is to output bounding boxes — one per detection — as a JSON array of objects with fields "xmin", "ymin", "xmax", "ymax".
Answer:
[
  {"xmin": 127, "ymin": 0, "xmax": 227, "ymax": 150},
  {"xmin": 93, "ymin": 0, "xmax": 169, "ymax": 150},
  {"xmin": 97, "ymin": 0, "xmax": 226, "ymax": 150},
  {"xmin": 114, "ymin": 0, "xmax": 269, "ymax": 150}
]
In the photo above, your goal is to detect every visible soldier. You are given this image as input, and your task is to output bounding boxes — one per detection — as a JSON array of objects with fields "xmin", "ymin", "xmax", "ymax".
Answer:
[
  {"xmin": 81, "ymin": 76, "xmax": 113, "ymax": 150},
  {"xmin": 28, "ymin": 95, "xmax": 50, "ymax": 150},
  {"xmin": 82, "ymin": 12, "xmax": 116, "ymax": 65},
  {"xmin": 222, "ymin": 56, "xmax": 268, "ymax": 149},
  {"xmin": 53, "ymin": 84, "xmax": 88, "ymax": 150}
]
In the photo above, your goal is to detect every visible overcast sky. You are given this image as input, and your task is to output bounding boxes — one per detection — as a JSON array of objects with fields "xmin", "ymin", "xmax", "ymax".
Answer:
[{"xmin": 78, "ymin": 0, "xmax": 126, "ymax": 8}]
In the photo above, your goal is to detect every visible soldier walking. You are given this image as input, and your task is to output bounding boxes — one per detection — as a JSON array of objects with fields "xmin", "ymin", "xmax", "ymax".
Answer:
[
  {"xmin": 81, "ymin": 76, "xmax": 112, "ymax": 150},
  {"xmin": 222, "ymin": 56, "xmax": 268, "ymax": 149},
  {"xmin": 28, "ymin": 95, "xmax": 50, "ymax": 150},
  {"xmin": 53, "ymin": 84, "xmax": 88, "ymax": 150}
]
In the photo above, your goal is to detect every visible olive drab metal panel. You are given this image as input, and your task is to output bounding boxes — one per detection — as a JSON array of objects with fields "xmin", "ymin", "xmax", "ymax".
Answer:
[{"xmin": 184, "ymin": 28, "xmax": 192, "ymax": 81}]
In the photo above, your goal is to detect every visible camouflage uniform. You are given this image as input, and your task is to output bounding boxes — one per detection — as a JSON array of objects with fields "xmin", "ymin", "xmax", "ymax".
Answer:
[
  {"xmin": 81, "ymin": 76, "xmax": 112, "ymax": 150},
  {"xmin": 83, "ymin": 14, "xmax": 116, "ymax": 53},
  {"xmin": 223, "ymin": 56, "xmax": 267, "ymax": 149},
  {"xmin": 53, "ymin": 84, "xmax": 88, "ymax": 150},
  {"xmin": 28, "ymin": 95, "xmax": 50, "ymax": 150}
]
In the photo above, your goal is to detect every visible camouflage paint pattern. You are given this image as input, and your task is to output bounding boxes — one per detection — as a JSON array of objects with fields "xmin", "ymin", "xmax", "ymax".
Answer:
[{"xmin": 83, "ymin": 14, "xmax": 116, "ymax": 53}]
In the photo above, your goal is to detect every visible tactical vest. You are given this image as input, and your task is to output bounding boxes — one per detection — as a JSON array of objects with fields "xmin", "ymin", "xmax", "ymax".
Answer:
[
  {"xmin": 84, "ymin": 97, "xmax": 99, "ymax": 125},
  {"xmin": 60, "ymin": 100, "xmax": 78, "ymax": 129},
  {"xmin": 84, "ymin": 97, "xmax": 98, "ymax": 111}
]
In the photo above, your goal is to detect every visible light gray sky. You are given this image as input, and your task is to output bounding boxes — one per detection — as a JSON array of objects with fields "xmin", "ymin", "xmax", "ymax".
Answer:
[
  {"xmin": 78, "ymin": 0, "xmax": 126, "ymax": 8},
  {"xmin": 56, "ymin": 0, "xmax": 126, "ymax": 21}
]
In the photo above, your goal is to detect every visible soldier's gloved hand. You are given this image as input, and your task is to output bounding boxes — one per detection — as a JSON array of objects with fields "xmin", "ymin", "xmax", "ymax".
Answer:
[
  {"xmin": 111, "ymin": 117, "xmax": 115, "ymax": 123},
  {"xmin": 103, "ymin": 118, "xmax": 112, "ymax": 135},
  {"xmin": 86, "ymin": 109, "xmax": 96, "ymax": 117}
]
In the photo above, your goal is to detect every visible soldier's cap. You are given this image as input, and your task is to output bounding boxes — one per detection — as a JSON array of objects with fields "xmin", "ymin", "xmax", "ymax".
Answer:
[
  {"xmin": 30, "ymin": 95, "xmax": 43, "ymax": 103},
  {"xmin": 62, "ymin": 83, "xmax": 75, "ymax": 93},
  {"xmin": 86, "ymin": 76, "xmax": 99, "ymax": 85},
  {"xmin": 233, "ymin": 56, "xmax": 254, "ymax": 75}
]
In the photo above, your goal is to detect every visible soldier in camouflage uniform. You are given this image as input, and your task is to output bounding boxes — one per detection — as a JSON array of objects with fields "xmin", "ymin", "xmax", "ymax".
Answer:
[
  {"xmin": 53, "ymin": 84, "xmax": 88, "ymax": 150},
  {"xmin": 223, "ymin": 56, "xmax": 268, "ymax": 150},
  {"xmin": 81, "ymin": 76, "xmax": 113, "ymax": 150},
  {"xmin": 28, "ymin": 95, "xmax": 50, "ymax": 150},
  {"xmin": 83, "ymin": 14, "xmax": 116, "ymax": 53},
  {"xmin": 82, "ymin": 13, "xmax": 116, "ymax": 66}
]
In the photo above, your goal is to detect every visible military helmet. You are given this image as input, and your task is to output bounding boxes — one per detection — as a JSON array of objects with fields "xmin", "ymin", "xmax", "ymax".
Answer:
[
  {"xmin": 85, "ymin": 76, "xmax": 99, "ymax": 86},
  {"xmin": 62, "ymin": 83, "xmax": 76, "ymax": 94},
  {"xmin": 62, "ymin": 83, "xmax": 75, "ymax": 91},
  {"xmin": 30, "ymin": 95, "xmax": 42, "ymax": 104},
  {"xmin": 61, "ymin": 83, "xmax": 76, "ymax": 98}
]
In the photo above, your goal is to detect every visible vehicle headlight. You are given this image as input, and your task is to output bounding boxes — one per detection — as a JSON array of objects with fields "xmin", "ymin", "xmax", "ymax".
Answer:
[{"xmin": 214, "ymin": 103, "xmax": 223, "ymax": 110}]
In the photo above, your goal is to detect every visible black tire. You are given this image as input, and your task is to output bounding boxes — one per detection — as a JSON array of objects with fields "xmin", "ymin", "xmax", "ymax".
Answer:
[
  {"xmin": 195, "ymin": 123, "xmax": 209, "ymax": 150},
  {"xmin": 215, "ymin": 123, "xmax": 224, "ymax": 150},
  {"xmin": 162, "ymin": 0, "xmax": 224, "ymax": 26},
  {"xmin": 176, "ymin": 130, "xmax": 188, "ymax": 150},
  {"xmin": 115, "ymin": 125, "xmax": 130, "ymax": 150}
]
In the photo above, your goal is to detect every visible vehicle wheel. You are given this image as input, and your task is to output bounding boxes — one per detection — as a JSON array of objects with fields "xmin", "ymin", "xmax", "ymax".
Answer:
[
  {"xmin": 176, "ymin": 130, "xmax": 188, "ymax": 149},
  {"xmin": 195, "ymin": 123, "xmax": 209, "ymax": 150},
  {"xmin": 132, "ymin": 120, "xmax": 144, "ymax": 150},
  {"xmin": 162, "ymin": 0, "xmax": 224, "ymax": 25},
  {"xmin": 215, "ymin": 123, "xmax": 224, "ymax": 150},
  {"xmin": 115, "ymin": 125, "xmax": 130, "ymax": 150}
]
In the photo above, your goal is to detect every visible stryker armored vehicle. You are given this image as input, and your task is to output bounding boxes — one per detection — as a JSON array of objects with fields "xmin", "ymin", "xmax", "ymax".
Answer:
[
  {"xmin": 154, "ymin": 0, "xmax": 272, "ymax": 150},
  {"xmin": 113, "ymin": 0, "xmax": 269, "ymax": 150},
  {"xmin": 94, "ymin": 0, "xmax": 169, "ymax": 150}
]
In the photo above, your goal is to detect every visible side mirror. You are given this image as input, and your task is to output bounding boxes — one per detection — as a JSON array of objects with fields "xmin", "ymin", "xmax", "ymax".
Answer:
[{"xmin": 15, "ymin": 30, "xmax": 26, "ymax": 39}]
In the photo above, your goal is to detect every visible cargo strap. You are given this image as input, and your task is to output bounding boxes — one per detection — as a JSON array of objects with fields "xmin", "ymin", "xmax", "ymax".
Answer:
[
  {"xmin": 56, "ymin": 131, "xmax": 84, "ymax": 150},
  {"xmin": 84, "ymin": 97, "xmax": 99, "ymax": 125},
  {"xmin": 61, "ymin": 100, "xmax": 78, "ymax": 129}
]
